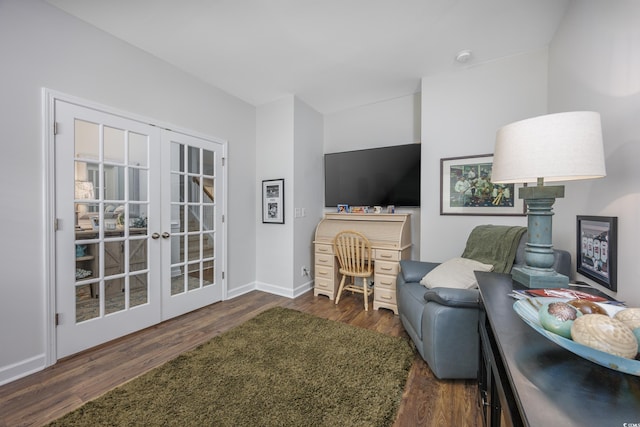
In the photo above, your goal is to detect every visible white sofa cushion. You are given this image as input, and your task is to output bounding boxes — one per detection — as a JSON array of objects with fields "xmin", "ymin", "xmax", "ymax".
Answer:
[{"xmin": 420, "ymin": 257, "xmax": 494, "ymax": 289}]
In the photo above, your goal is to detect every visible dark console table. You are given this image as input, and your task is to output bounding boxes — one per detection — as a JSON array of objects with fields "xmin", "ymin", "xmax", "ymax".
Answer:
[{"xmin": 476, "ymin": 271, "xmax": 640, "ymax": 427}]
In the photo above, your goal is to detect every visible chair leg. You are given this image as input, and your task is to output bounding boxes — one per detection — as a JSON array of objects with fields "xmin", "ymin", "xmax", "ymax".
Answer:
[
  {"xmin": 335, "ymin": 274, "xmax": 347, "ymax": 305},
  {"xmin": 362, "ymin": 277, "xmax": 369, "ymax": 311}
]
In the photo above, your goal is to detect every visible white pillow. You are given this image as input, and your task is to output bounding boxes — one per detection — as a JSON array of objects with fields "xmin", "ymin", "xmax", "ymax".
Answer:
[{"xmin": 419, "ymin": 257, "xmax": 494, "ymax": 289}]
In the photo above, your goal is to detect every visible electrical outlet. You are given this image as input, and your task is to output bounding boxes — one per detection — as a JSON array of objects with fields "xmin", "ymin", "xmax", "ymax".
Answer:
[{"xmin": 301, "ymin": 266, "xmax": 309, "ymax": 277}]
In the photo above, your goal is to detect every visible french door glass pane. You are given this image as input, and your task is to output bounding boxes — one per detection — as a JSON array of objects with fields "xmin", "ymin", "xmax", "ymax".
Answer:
[
  {"xmin": 188, "ymin": 146, "xmax": 199, "ymax": 173},
  {"xmin": 74, "ymin": 120, "xmax": 99, "ymax": 159},
  {"xmin": 130, "ymin": 273, "xmax": 148, "ymax": 307},
  {"xmin": 203, "ymin": 260, "xmax": 214, "ymax": 286},
  {"xmin": 129, "ymin": 132, "xmax": 148, "ymax": 167},
  {"xmin": 171, "ymin": 142, "xmax": 184, "ymax": 172},
  {"xmin": 104, "ymin": 278, "xmax": 125, "ymax": 315},
  {"xmin": 129, "ymin": 168, "xmax": 148, "ymax": 201},
  {"xmin": 104, "ymin": 126, "xmax": 125, "ymax": 163},
  {"xmin": 187, "ymin": 234, "xmax": 200, "ymax": 261},
  {"xmin": 203, "ymin": 149, "xmax": 214, "ymax": 176},
  {"xmin": 75, "ymin": 283, "xmax": 99, "ymax": 322}
]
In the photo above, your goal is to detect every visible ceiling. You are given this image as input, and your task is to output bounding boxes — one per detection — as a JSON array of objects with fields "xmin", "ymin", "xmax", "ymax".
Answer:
[{"xmin": 46, "ymin": 0, "xmax": 569, "ymax": 114}]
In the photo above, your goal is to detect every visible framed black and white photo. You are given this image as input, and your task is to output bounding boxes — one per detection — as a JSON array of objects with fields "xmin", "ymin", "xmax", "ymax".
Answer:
[
  {"xmin": 576, "ymin": 215, "xmax": 617, "ymax": 291},
  {"xmin": 440, "ymin": 154, "xmax": 525, "ymax": 216},
  {"xmin": 262, "ymin": 179, "xmax": 284, "ymax": 224}
]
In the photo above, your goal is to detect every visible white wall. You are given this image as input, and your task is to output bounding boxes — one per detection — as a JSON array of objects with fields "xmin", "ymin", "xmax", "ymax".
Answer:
[
  {"xmin": 324, "ymin": 93, "xmax": 421, "ymax": 152},
  {"xmin": 0, "ymin": 0, "xmax": 256, "ymax": 384},
  {"xmin": 547, "ymin": 0, "xmax": 640, "ymax": 305},
  {"xmin": 293, "ymin": 98, "xmax": 324, "ymax": 291},
  {"xmin": 255, "ymin": 96, "xmax": 323, "ymax": 298},
  {"xmin": 324, "ymin": 93, "xmax": 422, "ymax": 259},
  {"xmin": 255, "ymin": 97, "xmax": 295, "ymax": 295},
  {"xmin": 420, "ymin": 49, "xmax": 549, "ymax": 261}
]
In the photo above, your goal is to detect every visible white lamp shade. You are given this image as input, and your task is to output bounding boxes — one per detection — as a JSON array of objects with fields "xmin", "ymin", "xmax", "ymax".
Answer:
[{"xmin": 492, "ymin": 111, "xmax": 606, "ymax": 184}]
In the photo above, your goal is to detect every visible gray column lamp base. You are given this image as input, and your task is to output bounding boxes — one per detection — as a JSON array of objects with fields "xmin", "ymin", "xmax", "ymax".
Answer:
[{"xmin": 513, "ymin": 184, "xmax": 569, "ymax": 288}]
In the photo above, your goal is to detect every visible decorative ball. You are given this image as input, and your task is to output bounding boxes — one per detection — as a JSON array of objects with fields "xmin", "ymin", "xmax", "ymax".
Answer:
[
  {"xmin": 614, "ymin": 307, "xmax": 640, "ymax": 330},
  {"xmin": 567, "ymin": 299, "xmax": 607, "ymax": 315},
  {"xmin": 539, "ymin": 301, "xmax": 582, "ymax": 339},
  {"xmin": 571, "ymin": 314, "xmax": 638, "ymax": 359}
]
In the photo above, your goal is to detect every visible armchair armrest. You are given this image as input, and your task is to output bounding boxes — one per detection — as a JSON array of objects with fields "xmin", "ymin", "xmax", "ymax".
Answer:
[
  {"xmin": 399, "ymin": 260, "xmax": 440, "ymax": 283},
  {"xmin": 424, "ymin": 287, "xmax": 481, "ymax": 308}
]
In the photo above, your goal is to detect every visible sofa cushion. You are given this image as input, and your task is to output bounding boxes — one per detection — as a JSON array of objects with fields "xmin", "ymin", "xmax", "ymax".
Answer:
[{"xmin": 419, "ymin": 257, "xmax": 494, "ymax": 289}]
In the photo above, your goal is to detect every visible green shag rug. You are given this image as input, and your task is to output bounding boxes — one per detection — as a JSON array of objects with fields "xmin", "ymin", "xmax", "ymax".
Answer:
[{"xmin": 48, "ymin": 307, "xmax": 414, "ymax": 427}]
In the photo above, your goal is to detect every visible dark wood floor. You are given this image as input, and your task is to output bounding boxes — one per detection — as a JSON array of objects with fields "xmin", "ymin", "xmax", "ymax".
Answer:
[{"xmin": 0, "ymin": 290, "xmax": 481, "ymax": 427}]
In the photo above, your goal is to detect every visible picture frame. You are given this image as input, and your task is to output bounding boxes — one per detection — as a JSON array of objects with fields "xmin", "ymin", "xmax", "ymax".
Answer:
[
  {"xmin": 440, "ymin": 154, "xmax": 525, "ymax": 216},
  {"xmin": 337, "ymin": 204, "xmax": 349, "ymax": 213},
  {"xmin": 262, "ymin": 179, "xmax": 284, "ymax": 224},
  {"xmin": 576, "ymin": 215, "xmax": 617, "ymax": 291}
]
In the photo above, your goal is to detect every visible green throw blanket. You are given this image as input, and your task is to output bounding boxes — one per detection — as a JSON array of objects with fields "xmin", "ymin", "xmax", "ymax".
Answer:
[{"xmin": 461, "ymin": 225, "xmax": 526, "ymax": 274}]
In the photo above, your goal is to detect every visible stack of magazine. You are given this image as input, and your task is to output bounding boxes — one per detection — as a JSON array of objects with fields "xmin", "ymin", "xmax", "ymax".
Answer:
[{"xmin": 509, "ymin": 287, "xmax": 625, "ymax": 306}]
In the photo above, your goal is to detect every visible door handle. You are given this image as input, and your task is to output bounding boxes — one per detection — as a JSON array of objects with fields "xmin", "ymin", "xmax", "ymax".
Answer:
[
  {"xmin": 162, "ymin": 232, "xmax": 170, "ymax": 239},
  {"xmin": 151, "ymin": 232, "xmax": 160, "ymax": 239}
]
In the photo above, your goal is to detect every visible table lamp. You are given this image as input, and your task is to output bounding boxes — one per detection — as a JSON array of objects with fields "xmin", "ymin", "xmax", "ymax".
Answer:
[{"xmin": 491, "ymin": 111, "xmax": 606, "ymax": 288}]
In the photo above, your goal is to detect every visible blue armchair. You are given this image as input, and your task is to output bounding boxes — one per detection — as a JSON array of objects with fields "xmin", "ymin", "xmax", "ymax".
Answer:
[{"xmin": 396, "ymin": 229, "xmax": 571, "ymax": 379}]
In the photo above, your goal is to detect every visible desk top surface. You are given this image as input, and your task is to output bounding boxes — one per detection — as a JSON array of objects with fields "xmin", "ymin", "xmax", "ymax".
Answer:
[{"xmin": 476, "ymin": 271, "xmax": 640, "ymax": 427}]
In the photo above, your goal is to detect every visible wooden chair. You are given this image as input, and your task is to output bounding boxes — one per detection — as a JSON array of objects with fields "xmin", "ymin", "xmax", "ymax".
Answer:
[{"xmin": 333, "ymin": 230, "xmax": 374, "ymax": 311}]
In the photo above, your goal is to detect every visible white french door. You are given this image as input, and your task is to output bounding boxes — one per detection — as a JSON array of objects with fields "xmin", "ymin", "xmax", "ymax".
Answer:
[
  {"xmin": 53, "ymin": 99, "xmax": 224, "ymax": 359},
  {"xmin": 160, "ymin": 131, "xmax": 223, "ymax": 320}
]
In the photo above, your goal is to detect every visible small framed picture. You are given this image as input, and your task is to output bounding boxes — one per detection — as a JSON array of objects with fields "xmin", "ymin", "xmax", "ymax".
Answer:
[
  {"xmin": 337, "ymin": 204, "xmax": 349, "ymax": 213},
  {"xmin": 262, "ymin": 179, "xmax": 284, "ymax": 224},
  {"xmin": 576, "ymin": 215, "xmax": 617, "ymax": 291}
]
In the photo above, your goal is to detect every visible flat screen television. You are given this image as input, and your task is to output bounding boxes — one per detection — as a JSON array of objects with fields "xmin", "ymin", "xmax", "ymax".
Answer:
[{"xmin": 324, "ymin": 143, "xmax": 421, "ymax": 207}]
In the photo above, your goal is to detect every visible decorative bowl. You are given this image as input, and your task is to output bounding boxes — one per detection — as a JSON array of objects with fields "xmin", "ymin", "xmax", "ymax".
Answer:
[{"xmin": 513, "ymin": 297, "xmax": 640, "ymax": 376}]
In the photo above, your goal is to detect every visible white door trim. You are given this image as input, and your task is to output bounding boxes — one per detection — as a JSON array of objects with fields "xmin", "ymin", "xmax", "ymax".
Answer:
[{"xmin": 43, "ymin": 88, "xmax": 228, "ymax": 367}]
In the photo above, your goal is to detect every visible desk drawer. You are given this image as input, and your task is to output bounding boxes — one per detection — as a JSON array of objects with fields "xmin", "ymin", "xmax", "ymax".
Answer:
[
  {"xmin": 315, "ymin": 265, "xmax": 334, "ymax": 281},
  {"xmin": 375, "ymin": 274, "xmax": 396, "ymax": 290},
  {"xmin": 315, "ymin": 252, "xmax": 334, "ymax": 267},
  {"xmin": 374, "ymin": 287, "xmax": 397, "ymax": 305},
  {"xmin": 375, "ymin": 260, "xmax": 398, "ymax": 276},
  {"xmin": 375, "ymin": 249, "xmax": 400, "ymax": 262},
  {"xmin": 315, "ymin": 243, "xmax": 333, "ymax": 255},
  {"xmin": 314, "ymin": 277, "xmax": 334, "ymax": 291}
]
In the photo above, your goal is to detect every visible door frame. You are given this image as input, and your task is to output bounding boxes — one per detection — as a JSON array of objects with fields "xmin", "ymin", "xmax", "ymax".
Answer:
[{"xmin": 43, "ymin": 88, "xmax": 228, "ymax": 367}]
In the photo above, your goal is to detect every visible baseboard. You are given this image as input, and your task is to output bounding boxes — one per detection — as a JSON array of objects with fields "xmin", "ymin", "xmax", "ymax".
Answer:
[
  {"xmin": 225, "ymin": 282, "xmax": 257, "ymax": 299},
  {"xmin": 255, "ymin": 280, "xmax": 313, "ymax": 299},
  {"xmin": 0, "ymin": 353, "xmax": 46, "ymax": 387},
  {"xmin": 228, "ymin": 280, "xmax": 314, "ymax": 300}
]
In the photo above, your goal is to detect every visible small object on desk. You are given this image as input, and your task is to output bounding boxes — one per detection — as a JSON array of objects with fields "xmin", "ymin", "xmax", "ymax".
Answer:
[
  {"xmin": 567, "ymin": 298, "xmax": 608, "ymax": 315},
  {"xmin": 571, "ymin": 314, "xmax": 638, "ymax": 359},
  {"xmin": 538, "ymin": 301, "xmax": 581, "ymax": 339},
  {"xmin": 569, "ymin": 281, "xmax": 593, "ymax": 288}
]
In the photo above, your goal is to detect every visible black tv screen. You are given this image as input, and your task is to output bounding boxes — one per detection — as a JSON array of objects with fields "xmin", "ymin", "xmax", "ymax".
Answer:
[{"xmin": 324, "ymin": 144, "xmax": 421, "ymax": 207}]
